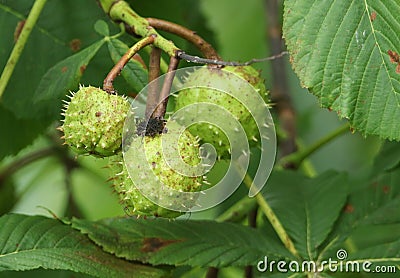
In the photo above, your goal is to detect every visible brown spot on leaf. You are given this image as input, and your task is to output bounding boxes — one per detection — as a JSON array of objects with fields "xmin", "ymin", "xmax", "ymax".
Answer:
[
  {"xmin": 370, "ymin": 11, "xmax": 377, "ymax": 22},
  {"xmin": 344, "ymin": 204, "xmax": 354, "ymax": 213},
  {"xmin": 141, "ymin": 237, "xmax": 181, "ymax": 253},
  {"xmin": 80, "ymin": 65, "xmax": 87, "ymax": 74},
  {"xmin": 95, "ymin": 111, "xmax": 102, "ymax": 117},
  {"xmin": 61, "ymin": 66, "xmax": 68, "ymax": 73},
  {"xmin": 382, "ymin": 185, "xmax": 390, "ymax": 194},
  {"xmin": 69, "ymin": 38, "xmax": 82, "ymax": 52},
  {"xmin": 14, "ymin": 20, "xmax": 26, "ymax": 42},
  {"xmin": 396, "ymin": 64, "xmax": 400, "ymax": 74},
  {"xmin": 388, "ymin": 50, "xmax": 400, "ymax": 64}
]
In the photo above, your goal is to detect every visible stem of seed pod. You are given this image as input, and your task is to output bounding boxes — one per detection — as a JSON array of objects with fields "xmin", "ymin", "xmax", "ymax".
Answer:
[
  {"xmin": 146, "ymin": 17, "xmax": 221, "ymax": 60},
  {"xmin": 152, "ymin": 55, "xmax": 180, "ymax": 119},
  {"xmin": 103, "ymin": 35, "xmax": 155, "ymax": 94},
  {"xmin": 145, "ymin": 46, "xmax": 162, "ymax": 119},
  {"xmin": 101, "ymin": 0, "xmax": 180, "ymax": 57}
]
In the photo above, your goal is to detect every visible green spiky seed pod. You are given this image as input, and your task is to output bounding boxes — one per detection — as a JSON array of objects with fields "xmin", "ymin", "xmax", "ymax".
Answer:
[
  {"xmin": 109, "ymin": 153, "xmax": 182, "ymax": 218},
  {"xmin": 109, "ymin": 120, "xmax": 204, "ymax": 218},
  {"xmin": 175, "ymin": 65, "xmax": 269, "ymax": 159},
  {"xmin": 60, "ymin": 85, "xmax": 131, "ymax": 157}
]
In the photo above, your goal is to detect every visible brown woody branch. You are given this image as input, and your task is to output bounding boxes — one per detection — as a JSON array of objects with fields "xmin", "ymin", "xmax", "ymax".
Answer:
[
  {"xmin": 152, "ymin": 56, "xmax": 180, "ymax": 119},
  {"xmin": 147, "ymin": 17, "xmax": 221, "ymax": 60},
  {"xmin": 146, "ymin": 46, "xmax": 162, "ymax": 119},
  {"xmin": 265, "ymin": 0, "xmax": 297, "ymax": 165},
  {"xmin": 103, "ymin": 35, "xmax": 156, "ymax": 94}
]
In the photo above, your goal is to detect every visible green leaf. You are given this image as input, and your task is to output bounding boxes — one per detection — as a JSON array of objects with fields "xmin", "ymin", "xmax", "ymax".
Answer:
[
  {"xmin": 263, "ymin": 170, "xmax": 348, "ymax": 260},
  {"xmin": 94, "ymin": 20, "xmax": 109, "ymax": 37},
  {"xmin": 32, "ymin": 40, "xmax": 105, "ymax": 121},
  {"xmin": 107, "ymin": 39, "xmax": 148, "ymax": 93},
  {"xmin": 373, "ymin": 141, "xmax": 400, "ymax": 173},
  {"xmin": 1, "ymin": 0, "xmax": 105, "ymax": 119},
  {"xmin": 283, "ymin": 0, "xmax": 400, "ymax": 140},
  {"xmin": 320, "ymin": 169, "xmax": 400, "ymax": 260},
  {"xmin": 347, "ymin": 239, "xmax": 400, "ymax": 269},
  {"xmin": 71, "ymin": 217, "xmax": 293, "ymax": 268},
  {"xmin": 0, "ymin": 105, "xmax": 46, "ymax": 159},
  {"xmin": 0, "ymin": 0, "xmax": 110, "ymax": 156},
  {"xmin": 0, "ymin": 214, "xmax": 167, "ymax": 278}
]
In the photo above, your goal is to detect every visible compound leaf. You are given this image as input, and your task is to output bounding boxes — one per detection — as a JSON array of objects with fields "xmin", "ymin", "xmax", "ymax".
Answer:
[
  {"xmin": 94, "ymin": 20, "xmax": 110, "ymax": 37},
  {"xmin": 71, "ymin": 217, "xmax": 293, "ymax": 268},
  {"xmin": 0, "ymin": 214, "xmax": 166, "ymax": 278},
  {"xmin": 264, "ymin": 170, "xmax": 348, "ymax": 260}
]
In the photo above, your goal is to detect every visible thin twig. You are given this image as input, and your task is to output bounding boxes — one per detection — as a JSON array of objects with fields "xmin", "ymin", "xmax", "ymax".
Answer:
[
  {"xmin": 147, "ymin": 17, "xmax": 220, "ymax": 60},
  {"xmin": 242, "ymin": 170, "xmax": 299, "ymax": 258},
  {"xmin": 146, "ymin": 46, "xmax": 161, "ymax": 119},
  {"xmin": 152, "ymin": 56, "xmax": 180, "ymax": 119},
  {"xmin": 0, "ymin": 0, "xmax": 48, "ymax": 99},
  {"xmin": 103, "ymin": 35, "xmax": 155, "ymax": 93},
  {"xmin": 278, "ymin": 123, "xmax": 350, "ymax": 169},
  {"xmin": 177, "ymin": 51, "xmax": 288, "ymax": 66},
  {"xmin": 0, "ymin": 147, "xmax": 56, "ymax": 185},
  {"xmin": 144, "ymin": 46, "xmax": 169, "ymax": 74},
  {"xmin": 216, "ymin": 195, "xmax": 258, "ymax": 223}
]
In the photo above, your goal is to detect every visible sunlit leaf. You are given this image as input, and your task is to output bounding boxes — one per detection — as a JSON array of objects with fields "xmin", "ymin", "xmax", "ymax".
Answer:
[{"xmin": 94, "ymin": 20, "xmax": 110, "ymax": 37}]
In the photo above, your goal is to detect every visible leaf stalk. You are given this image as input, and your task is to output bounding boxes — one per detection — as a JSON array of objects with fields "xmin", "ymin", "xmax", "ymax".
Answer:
[
  {"xmin": 278, "ymin": 123, "xmax": 350, "ymax": 169},
  {"xmin": 0, "ymin": 0, "xmax": 48, "ymax": 99}
]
